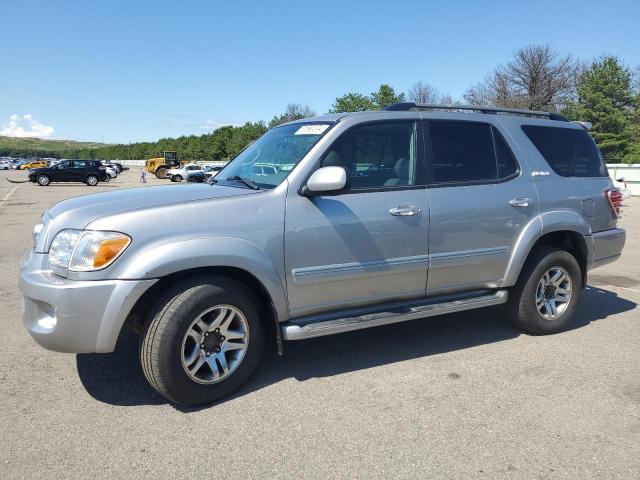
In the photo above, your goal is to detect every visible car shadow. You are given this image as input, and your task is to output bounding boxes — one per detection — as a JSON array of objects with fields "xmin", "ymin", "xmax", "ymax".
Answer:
[{"xmin": 76, "ymin": 285, "xmax": 636, "ymax": 410}]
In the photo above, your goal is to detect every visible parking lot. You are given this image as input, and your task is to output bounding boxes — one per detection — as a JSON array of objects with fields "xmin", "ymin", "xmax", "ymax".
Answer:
[{"xmin": 0, "ymin": 169, "xmax": 638, "ymax": 479}]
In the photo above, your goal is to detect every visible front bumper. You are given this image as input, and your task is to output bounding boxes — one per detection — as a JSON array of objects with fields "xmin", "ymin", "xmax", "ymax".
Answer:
[
  {"xmin": 588, "ymin": 228, "xmax": 626, "ymax": 270},
  {"xmin": 19, "ymin": 250, "xmax": 156, "ymax": 353}
]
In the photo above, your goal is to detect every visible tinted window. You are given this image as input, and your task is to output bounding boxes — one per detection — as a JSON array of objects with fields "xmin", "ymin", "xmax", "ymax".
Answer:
[
  {"xmin": 493, "ymin": 127, "xmax": 518, "ymax": 179},
  {"xmin": 428, "ymin": 121, "xmax": 496, "ymax": 184},
  {"xmin": 522, "ymin": 125, "xmax": 607, "ymax": 177},
  {"xmin": 72, "ymin": 161, "xmax": 87, "ymax": 169},
  {"xmin": 321, "ymin": 122, "xmax": 419, "ymax": 190}
]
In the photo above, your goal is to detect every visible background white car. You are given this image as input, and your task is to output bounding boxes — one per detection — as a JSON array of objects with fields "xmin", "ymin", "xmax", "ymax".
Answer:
[
  {"xmin": 612, "ymin": 177, "xmax": 632, "ymax": 200},
  {"xmin": 167, "ymin": 163, "xmax": 202, "ymax": 182},
  {"xmin": 0, "ymin": 160, "xmax": 11, "ymax": 170}
]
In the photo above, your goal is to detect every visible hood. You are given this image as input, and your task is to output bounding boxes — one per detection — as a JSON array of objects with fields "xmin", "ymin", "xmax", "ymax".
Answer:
[{"xmin": 37, "ymin": 184, "xmax": 261, "ymax": 252}]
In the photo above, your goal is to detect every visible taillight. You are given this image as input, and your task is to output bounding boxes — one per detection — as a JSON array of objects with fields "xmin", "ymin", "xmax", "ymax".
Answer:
[{"xmin": 605, "ymin": 188, "xmax": 622, "ymax": 218}]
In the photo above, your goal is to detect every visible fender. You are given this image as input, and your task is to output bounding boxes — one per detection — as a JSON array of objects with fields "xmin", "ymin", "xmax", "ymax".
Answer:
[
  {"xmin": 502, "ymin": 210, "xmax": 592, "ymax": 286},
  {"xmin": 114, "ymin": 237, "xmax": 289, "ymax": 324}
]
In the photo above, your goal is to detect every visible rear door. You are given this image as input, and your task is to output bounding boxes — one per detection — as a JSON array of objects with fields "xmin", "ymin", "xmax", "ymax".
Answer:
[
  {"xmin": 423, "ymin": 119, "xmax": 538, "ymax": 295},
  {"xmin": 284, "ymin": 120, "xmax": 430, "ymax": 317}
]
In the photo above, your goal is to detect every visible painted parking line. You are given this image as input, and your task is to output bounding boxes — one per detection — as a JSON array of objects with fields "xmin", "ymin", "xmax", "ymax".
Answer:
[{"xmin": 0, "ymin": 185, "xmax": 18, "ymax": 207}]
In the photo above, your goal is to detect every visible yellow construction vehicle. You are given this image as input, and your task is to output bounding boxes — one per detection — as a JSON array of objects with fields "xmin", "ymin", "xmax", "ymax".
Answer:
[{"xmin": 145, "ymin": 151, "xmax": 188, "ymax": 179}]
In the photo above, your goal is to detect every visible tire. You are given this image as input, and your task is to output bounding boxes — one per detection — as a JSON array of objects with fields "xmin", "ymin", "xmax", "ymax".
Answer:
[
  {"xmin": 155, "ymin": 167, "xmax": 167, "ymax": 179},
  {"xmin": 85, "ymin": 175, "xmax": 99, "ymax": 186},
  {"xmin": 104, "ymin": 174, "xmax": 110, "ymax": 182},
  {"xmin": 507, "ymin": 246, "xmax": 581, "ymax": 334},
  {"xmin": 173, "ymin": 175, "xmax": 183, "ymax": 182},
  {"xmin": 140, "ymin": 275, "xmax": 265, "ymax": 406},
  {"xmin": 37, "ymin": 174, "xmax": 50, "ymax": 186}
]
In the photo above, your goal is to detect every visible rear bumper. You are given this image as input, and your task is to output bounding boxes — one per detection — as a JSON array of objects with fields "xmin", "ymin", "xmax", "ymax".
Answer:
[
  {"xmin": 19, "ymin": 250, "xmax": 156, "ymax": 353},
  {"xmin": 587, "ymin": 228, "xmax": 626, "ymax": 270}
]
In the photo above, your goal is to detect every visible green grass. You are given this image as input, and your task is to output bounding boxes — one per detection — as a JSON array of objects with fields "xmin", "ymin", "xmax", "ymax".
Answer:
[{"xmin": 0, "ymin": 136, "xmax": 108, "ymax": 152}]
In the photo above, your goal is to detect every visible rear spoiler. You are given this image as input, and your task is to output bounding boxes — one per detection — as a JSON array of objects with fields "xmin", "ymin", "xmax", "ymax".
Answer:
[{"xmin": 572, "ymin": 121, "xmax": 592, "ymax": 130}]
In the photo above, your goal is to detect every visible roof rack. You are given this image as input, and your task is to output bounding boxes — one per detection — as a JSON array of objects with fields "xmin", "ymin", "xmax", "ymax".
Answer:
[{"xmin": 382, "ymin": 102, "xmax": 569, "ymax": 122}]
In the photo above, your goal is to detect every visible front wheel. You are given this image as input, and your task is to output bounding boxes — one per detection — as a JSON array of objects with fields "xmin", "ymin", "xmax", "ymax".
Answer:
[
  {"xmin": 140, "ymin": 275, "xmax": 265, "ymax": 406},
  {"xmin": 155, "ymin": 167, "xmax": 167, "ymax": 179},
  {"xmin": 173, "ymin": 174, "xmax": 183, "ymax": 182},
  {"xmin": 37, "ymin": 174, "xmax": 50, "ymax": 186},
  {"xmin": 507, "ymin": 246, "xmax": 581, "ymax": 334}
]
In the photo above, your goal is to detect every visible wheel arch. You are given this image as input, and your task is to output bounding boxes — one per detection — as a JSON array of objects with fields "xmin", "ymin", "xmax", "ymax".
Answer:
[
  {"xmin": 121, "ymin": 265, "xmax": 283, "ymax": 355},
  {"xmin": 503, "ymin": 211, "xmax": 592, "ymax": 288}
]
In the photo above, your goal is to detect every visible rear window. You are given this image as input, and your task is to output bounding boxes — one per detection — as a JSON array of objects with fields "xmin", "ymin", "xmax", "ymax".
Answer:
[{"xmin": 522, "ymin": 125, "xmax": 607, "ymax": 177}]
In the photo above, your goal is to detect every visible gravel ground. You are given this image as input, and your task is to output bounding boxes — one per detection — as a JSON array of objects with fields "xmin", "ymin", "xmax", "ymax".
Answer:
[{"xmin": 1, "ymin": 170, "xmax": 638, "ymax": 479}]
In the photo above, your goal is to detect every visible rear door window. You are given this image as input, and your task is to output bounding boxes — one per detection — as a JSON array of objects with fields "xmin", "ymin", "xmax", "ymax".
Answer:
[{"xmin": 521, "ymin": 125, "xmax": 607, "ymax": 177}]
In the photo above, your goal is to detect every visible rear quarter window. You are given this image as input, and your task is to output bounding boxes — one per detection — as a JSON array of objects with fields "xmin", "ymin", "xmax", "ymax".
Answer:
[{"xmin": 522, "ymin": 125, "xmax": 607, "ymax": 177}]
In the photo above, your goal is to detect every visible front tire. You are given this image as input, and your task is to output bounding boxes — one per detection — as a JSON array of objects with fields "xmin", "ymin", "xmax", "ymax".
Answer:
[
  {"xmin": 140, "ymin": 275, "xmax": 265, "ymax": 406},
  {"xmin": 173, "ymin": 174, "xmax": 183, "ymax": 182},
  {"xmin": 37, "ymin": 174, "xmax": 50, "ymax": 186},
  {"xmin": 508, "ymin": 246, "xmax": 581, "ymax": 334},
  {"xmin": 155, "ymin": 167, "xmax": 167, "ymax": 179}
]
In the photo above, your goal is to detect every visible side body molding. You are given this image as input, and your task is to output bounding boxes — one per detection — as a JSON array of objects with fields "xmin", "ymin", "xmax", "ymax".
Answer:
[
  {"xmin": 115, "ymin": 237, "xmax": 289, "ymax": 323},
  {"xmin": 502, "ymin": 210, "xmax": 592, "ymax": 287}
]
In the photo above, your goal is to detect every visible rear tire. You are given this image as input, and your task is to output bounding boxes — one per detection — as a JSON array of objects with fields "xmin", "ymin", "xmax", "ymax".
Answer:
[
  {"xmin": 85, "ymin": 174, "xmax": 99, "ymax": 186},
  {"xmin": 140, "ymin": 275, "xmax": 265, "ymax": 406},
  {"xmin": 507, "ymin": 246, "xmax": 581, "ymax": 334}
]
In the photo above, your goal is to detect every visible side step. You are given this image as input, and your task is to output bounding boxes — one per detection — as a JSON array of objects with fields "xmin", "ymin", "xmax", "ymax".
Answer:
[{"xmin": 281, "ymin": 290, "xmax": 508, "ymax": 341}]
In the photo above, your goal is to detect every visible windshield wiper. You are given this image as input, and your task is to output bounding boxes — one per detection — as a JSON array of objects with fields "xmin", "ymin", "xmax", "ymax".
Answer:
[{"xmin": 226, "ymin": 175, "xmax": 261, "ymax": 190}]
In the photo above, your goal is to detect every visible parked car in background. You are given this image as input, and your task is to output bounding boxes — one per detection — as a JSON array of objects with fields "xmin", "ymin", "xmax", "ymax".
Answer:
[
  {"xmin": 12, "ymin": 160, "xmax": 26, "ymax": 169},
  {"xmin": 103, "ymin": 164, "xmax": 118, "ymax": 180},
  {"xmin": 612, "ymin": 177, "xmax": 631, "ymax": 200},
  {"xmin": 186, "ymin": 165, "xmax": 223, "ymax": 183},
  {"xmin": 168, "ymin": 163, "xmax": 203, "ymax": 182},
  {"xmin": 103, "ymin": 161, "xmax": 124, "ymax": 173},
  {"xmin": 20, "ymin": 103, "xmax": 626, "ymax": 406},
  {"xmin": 0, "ymin": 160, "xmax": 11, "ymax": 170},
  {"xmin": 27, "ymin": 159, "xmax": 109, "ymax": 186},
  {"xmin": 20, "ymin": 160, "xmax": 46, "ymax": 170}
]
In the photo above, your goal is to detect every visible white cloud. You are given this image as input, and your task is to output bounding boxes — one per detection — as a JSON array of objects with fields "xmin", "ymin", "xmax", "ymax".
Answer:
[{"xmin": 0, "ymin": 113, "xmax": 55, "ymax": 138}]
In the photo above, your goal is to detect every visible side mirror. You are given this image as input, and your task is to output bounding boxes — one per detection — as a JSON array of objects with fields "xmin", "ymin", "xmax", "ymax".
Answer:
[{"xmin": 301, "ymin": 166, "xmax": 349, "ymax": 197}]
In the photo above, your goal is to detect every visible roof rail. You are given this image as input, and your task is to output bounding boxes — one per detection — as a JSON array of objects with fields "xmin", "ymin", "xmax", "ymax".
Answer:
[{"xmin": 382, "ymin": 102, "xmax": 569, "ymax": 122}]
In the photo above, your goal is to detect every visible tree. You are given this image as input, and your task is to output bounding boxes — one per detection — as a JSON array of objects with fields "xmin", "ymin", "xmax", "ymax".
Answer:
[
  {"xmin": 564, "ymin": 56, "xmax": 635, "ymax": 163},
  {"xmin": 464, "ymin": 44, "xmax": 579, "ymax": 111},
  {"xmin": 407, "ymin": 81, "xmax": 452, "ymax": 104},
  {"xmin": 370, "ymin": 84, "xmax": 405, "ymax": 109},
  {"xmin": 329, "ymin": 92, "xmax": 375, "ymax": 113},
  {"xmin": 269, "ymin": 103, "xmax": 316, "ymax": 128}
]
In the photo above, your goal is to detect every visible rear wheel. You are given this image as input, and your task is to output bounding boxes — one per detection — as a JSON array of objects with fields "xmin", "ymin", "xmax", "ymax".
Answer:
[
  {"xmin": 85, "ymin": 174, "xmax": 99, "ymax": 186},
  {"xmin": 140, "ymin": 275, "xmax": 265, "ymax": 406},
  {"xmin": 155, "ymin": 167, "xmax": 167, "ymax": 179},
  {"xmin": 507, "ymin": 246, "xmax": 581, "ymax": 334},
  {"xmin": 37, "ymin": 174, "xmax": 50, "ymax": 186},
  {"xmin": 173, "ymin": 174, "xmax": 183, "ymax": 182}
]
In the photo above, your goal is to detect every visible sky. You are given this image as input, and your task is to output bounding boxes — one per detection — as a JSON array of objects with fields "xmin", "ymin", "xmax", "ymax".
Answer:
[{"xmin": 2, "ymin": 0, "xmax": 639, "ymax": 144}]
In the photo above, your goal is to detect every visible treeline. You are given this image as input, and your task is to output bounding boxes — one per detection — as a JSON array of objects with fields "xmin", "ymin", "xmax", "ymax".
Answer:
[{"xmin": 2, "ymin": 45, "xmax": 638, "ymax": 163}]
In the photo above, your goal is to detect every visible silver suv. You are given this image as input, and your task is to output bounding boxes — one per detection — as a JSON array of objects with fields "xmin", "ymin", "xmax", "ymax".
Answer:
[{"xmin": 20, "ymin": 103, "xmax": 626, "ymax": 405}]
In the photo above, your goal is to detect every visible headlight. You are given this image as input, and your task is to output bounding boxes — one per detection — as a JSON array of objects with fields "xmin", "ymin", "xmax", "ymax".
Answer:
[{"xmin": 49, "ymin": 229, "xmax": 131, "ymax": 271}]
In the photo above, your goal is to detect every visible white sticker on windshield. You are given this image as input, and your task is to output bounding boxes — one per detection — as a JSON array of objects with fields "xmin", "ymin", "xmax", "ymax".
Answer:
[{"xmin": 294, "ymin": 124, "xmax": 329, "ymax": 135}]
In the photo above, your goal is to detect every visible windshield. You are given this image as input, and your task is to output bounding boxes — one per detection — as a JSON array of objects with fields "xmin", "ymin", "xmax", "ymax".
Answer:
[{"xmin": 216, "ymin": 122, "xmax": 332, "ymax": 189}]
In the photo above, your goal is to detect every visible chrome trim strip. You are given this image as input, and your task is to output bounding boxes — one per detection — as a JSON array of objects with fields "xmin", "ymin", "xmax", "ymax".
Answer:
[
  {"xmin": 291, "ymin": 254, "xmax": 429, "ymax": 285},
  {"xmin": 281, "ymin": 290, "xmax": 508, "ymax": 340}
]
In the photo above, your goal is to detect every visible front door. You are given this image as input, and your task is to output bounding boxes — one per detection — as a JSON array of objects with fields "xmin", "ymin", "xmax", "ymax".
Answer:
[
  {"xmin": 284, "ymin": 120, "xmax": 430, "ymax": 317},
  {"xmin": 423, "ymin": 120, "xmax": 538, "ymax": 294}
]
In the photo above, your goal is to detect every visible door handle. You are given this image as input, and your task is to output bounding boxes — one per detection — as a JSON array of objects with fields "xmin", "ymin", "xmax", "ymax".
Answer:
[
  {"xmin": 389, "ymin": 205, "xmax": 421, "ymax": 216},
  {"xmin": 509, "ymin": 198, "xmax": 531, "ymax": 207}
]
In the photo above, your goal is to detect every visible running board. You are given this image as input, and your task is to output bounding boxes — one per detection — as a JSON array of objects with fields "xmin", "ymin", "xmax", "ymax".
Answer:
[{"xmin": 281, "ymin": 290, "xmax": 508, "ymax": 341}]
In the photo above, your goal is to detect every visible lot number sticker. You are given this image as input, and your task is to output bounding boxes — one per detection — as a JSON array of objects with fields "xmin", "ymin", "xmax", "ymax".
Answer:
[{"xmin": 294, "ymin": 124, "xmax": 329, "ymax": 135}]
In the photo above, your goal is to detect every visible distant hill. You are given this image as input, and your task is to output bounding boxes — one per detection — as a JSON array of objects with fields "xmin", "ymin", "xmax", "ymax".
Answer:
[{"xmin": 0, "ymin": 135, "xmax": 108, "ymax": 153}]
